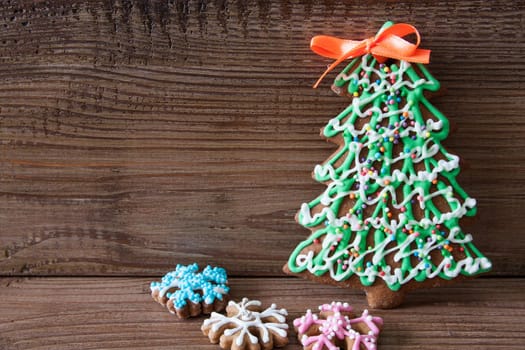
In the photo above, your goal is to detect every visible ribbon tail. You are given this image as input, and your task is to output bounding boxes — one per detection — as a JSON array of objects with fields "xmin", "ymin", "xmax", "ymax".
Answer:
[
  {"xmin": 313, "ymin": 44, "xmax": 367, "ymax": 88},
  {"xmin": 313, "ymin": 59, "xmax": 342, "ymax": 89},
  {"xmin": 407, "ymin": 48, "xmax": 431, "ymax": 63}
]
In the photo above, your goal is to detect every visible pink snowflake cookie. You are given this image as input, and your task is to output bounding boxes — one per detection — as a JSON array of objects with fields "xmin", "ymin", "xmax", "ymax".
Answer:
[{"xmin": 294, "ymin": 301, "xmax": 383, "ymax": 350}]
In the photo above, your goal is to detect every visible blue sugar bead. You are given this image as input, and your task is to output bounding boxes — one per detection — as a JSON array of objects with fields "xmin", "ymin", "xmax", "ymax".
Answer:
[
  {"xmin": 202, "ymin": 283, "xmax": 230, "ymax": 304},
  {"xmin": 172, "ymin": 290, "xmax": 184, "ymax": 306},
  {"xmin": 172, "ymin": 290, "xmax": 189, "ymax": 308},
  {"xmin": 161, "ymin": 272, "xmax": 177, "ymax": 286},
  {"xmin": 203, "ymin": 295, "xmax": 214, "ymax": 305},
  {"xmin": 189, "ymin": 291, "xmax": 201, "ymax": 304},
  {"xmin": 202, "ymin": 265, "xmax": 228, "ymax": 284},
  {"xmin": 174, "ymin": 263, "xmax": 199, "ymax": 278},
  {"xmin": 173, "ymin": 288, "xmax": 201, "ymax": 308}
]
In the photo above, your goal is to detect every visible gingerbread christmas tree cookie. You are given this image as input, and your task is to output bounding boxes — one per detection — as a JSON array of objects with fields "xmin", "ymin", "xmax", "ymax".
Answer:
[{"xmin": 284, "ymin": 22, "xmax": 492, "ymax": 308}]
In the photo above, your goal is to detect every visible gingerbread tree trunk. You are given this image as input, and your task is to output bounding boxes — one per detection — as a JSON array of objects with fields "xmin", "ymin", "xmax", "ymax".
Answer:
[{"xmin": 284, "ymin": 22, "xmax": 492, "ymax": 308}]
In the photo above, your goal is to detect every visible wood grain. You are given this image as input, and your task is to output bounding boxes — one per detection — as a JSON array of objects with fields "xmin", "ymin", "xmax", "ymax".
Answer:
[
  {"xmin": 1, "ymin": 0, "xmax": 525, "ymax": 277},
  {"xmin": 0, "ymin": 277, "xmax": 523, "ymax": 349}
]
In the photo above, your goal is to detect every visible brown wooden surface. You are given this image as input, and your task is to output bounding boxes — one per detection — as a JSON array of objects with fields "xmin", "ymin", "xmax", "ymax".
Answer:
[
  {"xmin": 0, "ymin": 277, "xmax": 523, "ymax": 349},
  {"xmin": 1, "ymin": 0, "xmax": 524, "ymax": 349}
]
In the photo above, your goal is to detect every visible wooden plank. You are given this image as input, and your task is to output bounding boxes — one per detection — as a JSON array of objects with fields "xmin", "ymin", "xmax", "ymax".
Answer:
[
  {"xmin": 0, "ymin": 277, "xmax": 523, "ymax": 349},
  {"xmin": 1, "ymin": 0, "xmax": 524, "ymax": 276}
]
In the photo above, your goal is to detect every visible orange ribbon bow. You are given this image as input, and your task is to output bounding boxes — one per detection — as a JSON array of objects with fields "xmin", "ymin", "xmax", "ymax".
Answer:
[{"xmin": 311, "ymin": 22, "xmax": 431, "ymax": 88}]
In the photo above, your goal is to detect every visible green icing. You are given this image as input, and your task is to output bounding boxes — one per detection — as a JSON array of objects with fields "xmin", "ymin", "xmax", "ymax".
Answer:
[{"xmin": 287, "ymin": 53, "xmax": 491, "ymax": 290}]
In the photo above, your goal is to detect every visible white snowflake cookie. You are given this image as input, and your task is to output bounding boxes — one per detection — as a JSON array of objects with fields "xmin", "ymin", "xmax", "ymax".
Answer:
[{"xmin": 202, "ymin": 298, "xmax": 289, "ymax": 350}]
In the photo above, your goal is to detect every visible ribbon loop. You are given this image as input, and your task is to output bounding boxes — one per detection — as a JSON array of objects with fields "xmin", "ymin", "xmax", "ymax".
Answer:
[
  {"xmin": 311, "ymin": 23, "xmax": 431, "ymax": 88},
  {"xmin": 310, "ymin": 36, "xmax": 362, "ymax": 59}
]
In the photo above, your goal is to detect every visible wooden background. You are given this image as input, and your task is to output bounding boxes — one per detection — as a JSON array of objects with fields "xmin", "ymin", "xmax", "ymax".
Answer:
[{"xmin": 0, "ymin": 0, "xmax": 524, "ymax": 349}]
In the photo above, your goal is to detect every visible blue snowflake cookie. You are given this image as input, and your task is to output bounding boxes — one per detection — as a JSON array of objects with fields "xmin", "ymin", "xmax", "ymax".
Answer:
[{"xmin": 150, "ymin": 263, "xmax": 230, "ymax": 318}]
